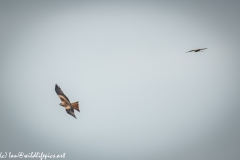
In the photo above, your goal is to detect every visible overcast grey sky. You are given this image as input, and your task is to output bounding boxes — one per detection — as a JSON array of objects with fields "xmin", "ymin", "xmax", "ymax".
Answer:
[{"xmin": 1, "ymin": 0, "xmax": 240, "ymax": 160}]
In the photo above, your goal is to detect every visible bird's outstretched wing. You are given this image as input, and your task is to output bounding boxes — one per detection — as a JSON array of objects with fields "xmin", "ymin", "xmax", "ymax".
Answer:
[
  {"xmin": 55, "ymin": 84, "xmax": 70, "ymax": 103},
  {"xmin": 185, "ymin": 50, "xmax": 194, "ymax": 53},
  {"xmin": 185, "ymin": 49, "xmax": 195, "ymax": 53},
  {"xmin": 66, "ymin": 107, "xmax": 77, "ymax": 119}
]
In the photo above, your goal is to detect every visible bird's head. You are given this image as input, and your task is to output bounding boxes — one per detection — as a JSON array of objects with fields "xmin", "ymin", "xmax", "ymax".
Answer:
[{"xmin": 59, "ymin": 103, "xmax": 63, "ymax": 106}]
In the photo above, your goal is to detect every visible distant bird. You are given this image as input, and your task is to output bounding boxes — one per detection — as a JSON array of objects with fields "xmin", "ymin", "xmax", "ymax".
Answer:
[
  {"xmin": 55, "ymin": 84, "xmax": 79, "ymax": 119},
  {"xmin": 185, "ymin": 48, "xmax": 207, "ymax": 53}
]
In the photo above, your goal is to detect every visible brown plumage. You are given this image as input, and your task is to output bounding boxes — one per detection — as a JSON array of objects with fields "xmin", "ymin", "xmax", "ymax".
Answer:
[
  {"xmin": 71, "ymin": 101, "xmax": 80, "ymax": 112},
  {"xmin": 185, "ymin": 48, "xmax": 207, "ymax": 53},
  {"xmin": 55, "ymin": 84, "xmax": 80, "ymax": 119}
]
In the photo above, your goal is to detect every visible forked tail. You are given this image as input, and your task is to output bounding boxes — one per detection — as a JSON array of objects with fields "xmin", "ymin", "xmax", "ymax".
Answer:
[{"xmin": 71, "ymin": 101, "xmax": 80, "ymax": 112}]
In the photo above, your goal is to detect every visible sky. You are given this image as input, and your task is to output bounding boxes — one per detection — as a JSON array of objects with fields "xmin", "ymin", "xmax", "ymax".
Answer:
[{"xmin": 0, "ymin": 0, "xmax": 240, "ymax": 160}]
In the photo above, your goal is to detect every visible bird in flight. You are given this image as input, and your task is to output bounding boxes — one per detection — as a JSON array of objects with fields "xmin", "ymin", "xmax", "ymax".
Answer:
[
  {"xmin": 55, "ymin": 84, "xmax": 79, "ymax": 119},
  {"xmin": 185, "ymin": 48, "xmax": 207, "ymax": 53}
]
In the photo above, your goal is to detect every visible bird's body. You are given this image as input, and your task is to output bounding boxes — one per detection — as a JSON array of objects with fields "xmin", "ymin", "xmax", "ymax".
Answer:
[
  {"xmin": 55, "ymin": 84, "xmax": 79, "ymax": 119},
  {"xmin": 185, "ymin": 48, "xmax": 207, "ymax": 53}
]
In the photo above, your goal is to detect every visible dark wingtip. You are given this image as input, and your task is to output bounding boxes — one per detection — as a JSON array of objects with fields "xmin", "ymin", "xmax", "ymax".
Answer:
[
  {"xmin": 71, "ymin": 113, "xmax": 77, "ymax": 119},
  {"xmin": 72, "ymin": 113, "xmax": 77, "ymax": 119},
  {"xmin": 55, "ymin": 84, "xmax": 60, "ymax": 90}
]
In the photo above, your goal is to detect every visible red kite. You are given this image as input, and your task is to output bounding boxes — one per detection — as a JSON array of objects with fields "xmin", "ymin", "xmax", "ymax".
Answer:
[
  {"xmin": 185, "ymin": 48, "xmax": 207, "ymax": 53},
  {"xmin": 55, "ymin": 84, "xmax": 79, "ymax": 119}
]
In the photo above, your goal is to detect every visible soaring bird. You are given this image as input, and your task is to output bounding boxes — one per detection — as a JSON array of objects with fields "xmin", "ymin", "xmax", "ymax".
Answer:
[
  {"xmin": 185, "ymin": 48, "xmax": 207, "ymax": 53},
  {"xmin": 55, "ymin": 84, "xmax": 79, "ymax": 119}
]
